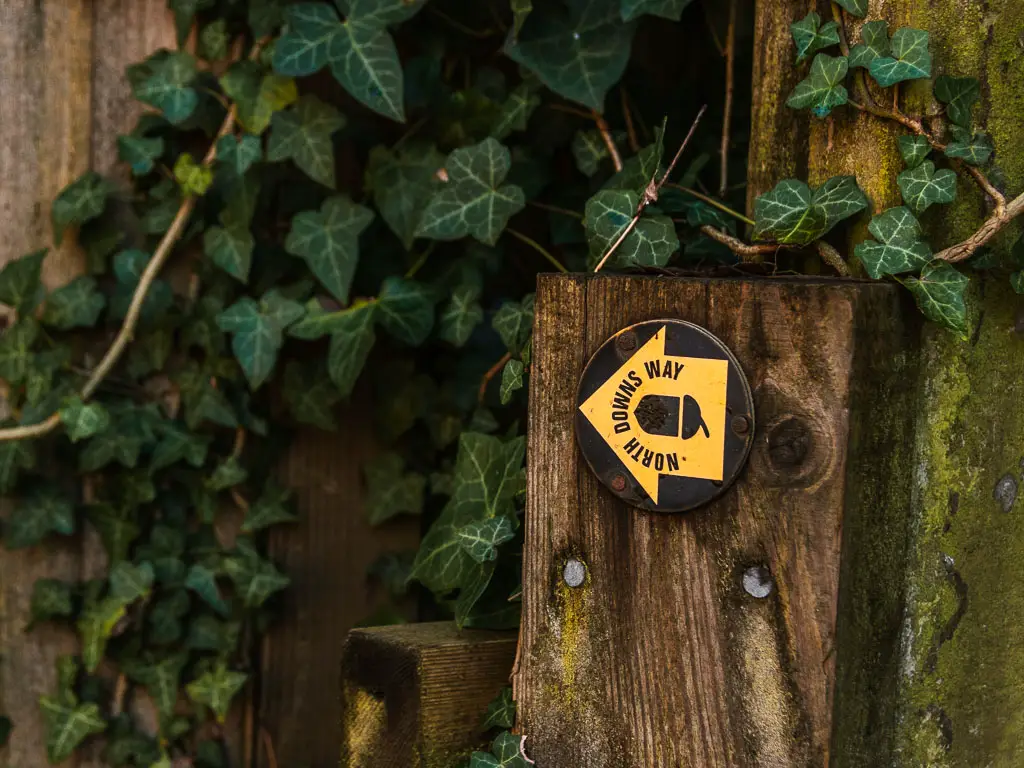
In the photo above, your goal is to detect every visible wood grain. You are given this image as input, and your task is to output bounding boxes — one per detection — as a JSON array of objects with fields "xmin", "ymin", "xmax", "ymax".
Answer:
[
  {"xmin": 257, "ymin": 423, "xmax": 420, "ymax": 768},
  {"xmin": 340, "ymin": 622, "xmax": 518, "ymax": 768},
  {"xmin": 516, "ymin": 274, "xmax": 913, "ymax": 767}
]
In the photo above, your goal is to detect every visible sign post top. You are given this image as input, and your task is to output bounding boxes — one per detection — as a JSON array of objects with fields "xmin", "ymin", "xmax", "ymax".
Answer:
[{"xmin": 575, "ymin": 319, "xmax": 754, "ymax": 513}]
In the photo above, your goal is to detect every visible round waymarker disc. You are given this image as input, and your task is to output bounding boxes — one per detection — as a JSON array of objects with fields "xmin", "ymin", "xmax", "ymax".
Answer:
[{"xmin": 575, "ymin": 319, "xmax": 755, "ymax": 513}]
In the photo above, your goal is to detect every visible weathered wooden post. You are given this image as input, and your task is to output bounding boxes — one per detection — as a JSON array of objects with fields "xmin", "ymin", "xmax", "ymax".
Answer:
[{"xmin": 515, "ymin": 274, "xmax": 918, "ymax": 766}]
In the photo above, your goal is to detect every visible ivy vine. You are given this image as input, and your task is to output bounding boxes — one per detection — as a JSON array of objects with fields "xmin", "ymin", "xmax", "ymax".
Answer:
[{"xmin": 0, "ymin": 0, "xmax": 1018, "ymax": 765}]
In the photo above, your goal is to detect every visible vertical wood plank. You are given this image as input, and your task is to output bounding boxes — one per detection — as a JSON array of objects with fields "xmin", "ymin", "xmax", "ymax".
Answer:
[
  {"xmin": 0, "ymin": 3, "xmax": 93, "ymax": 765},
  {"xmin": 257, "ymin": 420, "xmax": 420, "ymax": 768},
  {"xmin": 517, "ymin": 274, "xmax": 911, "ymax": 767}
]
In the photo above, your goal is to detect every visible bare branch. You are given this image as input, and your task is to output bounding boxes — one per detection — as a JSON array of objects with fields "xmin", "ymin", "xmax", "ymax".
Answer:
[
  {"xmin": 700, "ymin": 226, "xmax": 792, "ymax": 262},
  {"xmin": 935, "ymin": 190, "xmax": 1024, "ymax": 263},
  {"xmin": 593, "ymin": 110, "xmax": 623, "ymax": 172},
  {"xmin": 719, "ymin": 0, "xmax": 737, "ymax": 198}
]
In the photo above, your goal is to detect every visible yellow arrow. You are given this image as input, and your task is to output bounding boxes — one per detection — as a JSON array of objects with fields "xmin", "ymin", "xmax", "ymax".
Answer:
[{"xmin": 578, "ymin": 326, "xmax": 729, "ymax": 504}]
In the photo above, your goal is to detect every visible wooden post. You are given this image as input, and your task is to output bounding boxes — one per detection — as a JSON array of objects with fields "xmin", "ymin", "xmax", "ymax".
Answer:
[
  {"xmin": 340, "ymin": 622, "xmax": 517, "ymax": 768},
  {"xmin": 515, "ymin": 274, "xmax": 918, "ymax": 767}
]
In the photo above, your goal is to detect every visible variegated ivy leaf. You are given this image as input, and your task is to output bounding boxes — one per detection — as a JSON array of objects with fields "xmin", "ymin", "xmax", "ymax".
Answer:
[
  {"xmin": 365, "ymin": 453, "xmax": 426, "ymax": 525},
  {"xmin": 848, "ymin": 20, "xmax": 889, "ymax": 69},
  {"xmin": 5, "ymin": 486, "xmax": 75, "ymax": 549},
  {"xmin": 491, "ymin": 83, "xmax": 541, "ymax": 140},
  {"xmin": 897, "ymin": 160, "xmax": 957, "ymax": 214},
  {"xmin": 273, "ymin": 0, "xmax": 429, "ymax": 122},
  {"xmin": 129, "ymin": 49, "xmax": 199, "ymax": 125},
  {"xmin": 903, "ymin": 261, "xmax": 970, "ymax": 339},
  {"xmin": 0, "ymin": 249, "xmax": 45, "ymax": 314},
  {"xmin": 366, "ymin": 142, "xmax": 444, "ymax": 250},
  {"xmin": 869, "ymin": 28, "xmax": 931, "ymax": 87},
  {"xmin": 217, "ymin": 291, "xmax": 305, "ymax": 389},
  {"xmin": 753, "ymin": 176, "xmax": 868, "ymax": 245},
  {"xmin": 267, "ymin": 95, "xmax": 346, "ymax": 188},
  {"xmin": 52, "ymin": 171, "xmax": 113, "ymax": 245},
  {"xmin": 482, "ymin": 687, "xmax": 516, "ymax": 730},
  {"xmin": 492, "ymin": 294, "xmax": 535, "ymax": 356},
  {"xmin": 289, "ymin": 301, "xmax": 378, "ymax": 396},
  {"xmin": 855, "ymin": 207, "xmax": 932, "ymax": 279},
  {"xmin": 504, "ymin": 0, "xmax": 636, "ymax": 112},
  {"xmin": 834, "ymin": 0, "xmax": 867, "ymax": 16},
  {"xmin": 621, "ymin": 0, "xmax": 694, "ymax": 21},
  {"xmin": 439, "ymin": 284, "xmax": 484, "ymax": 347},
  {"xmin": 285, "ymin": 196, "xmax": 375, "ymax": 303},
  {"xmin": 790, "ymin": 12, "xmax": 840, "ymax": 63},
  {"xmin": 377, "ymin": 277, "xmax": 436, "ymax": 346},
  {"xmin": 584, "ymin": 190, "xmax": 679, "ymax": 267},
  {"xmin": 216, "ymin": 134, "xmax": 263, "ymax": 177},
  {"xmin": 458, "ymin": 515, "xmax": 516, "ymax": 563},
  {"xmin": 934, "ymin": 75, "xmax": 980, "ymax": 128},
  {"xmin": 59, "ymin": 397, "xmax": 111, "ymax": 443},
  {"xmin": 500, "ymin": 359, "xmax": 524, "ymax": 405},
  {"xmin": 42, "ymin": 276, "xmax": 106, "ymax": 330},
  {"xmin": 944, "ymin": 131, "xmax": 993, "ymax": 166},
  {"xmin": 786, "ymin": 53, "xmax": 849, "ymax": 117},
  {"xmin": 416, "ymin": 138, "xmax": 526, "ymax": 246},
  {"xmin": 122, "ymin": 653, "xmax": 188, "ymax": 720},
  {"xmin": 40, "ymin": 696, "xmax": 106, "ymax": 764},
  {"xmin": 117, "ymin": 134, "xmax": 165, "ymax": 176},
  {"xmin": 898, "ymin": 135, "xmax": 931, "ymax": 169},
  {"xmin": 186, "ymin": 663, "xmax": 248, "ymax": 723},
  {"xmin": 220, "ymin": 61, "xmax": 298, "ymax": 135}
]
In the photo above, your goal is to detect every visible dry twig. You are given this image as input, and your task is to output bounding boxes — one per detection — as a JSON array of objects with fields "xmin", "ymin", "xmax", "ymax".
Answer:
[
  {"xmin": 700, "ymin": 226, "xmax": 791, "ymax": 262},
  {"xmin": 479, "ymin": 352, "xmax": 512, "ymax": 402},
  {"xmin": 593, "ymin": 110, "xmax": 623, "ymax": 172},
  {"xmin": 621, "ymin": 88, "xmax": 640, "ymax": 153},
  {"xmin": 719, "ymin": 0, "xmax": 737, "ymax": 197}
]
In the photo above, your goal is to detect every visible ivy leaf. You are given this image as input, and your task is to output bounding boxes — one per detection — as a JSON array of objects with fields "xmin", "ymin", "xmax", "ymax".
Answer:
[
  {"xmin": 491, "ymin": 83, "xmax": 541, "ymax": 139},
  {"xmin": 123, "ymin": 653, "xmax": 188, "ymax": 720},
  {"xmin": 208, "ymin": 456, "xmax": 248, "ymax": 491},
  {"xmin": 78, "ymin": 597, "xmax": 127, "ymax": 672},
  {"xmin": 187, "ymin": 614, "xmax": 240, "ymax": 653},
  {"xmin": 834, "ymin": 0, "xmax": 867, "ymax": 17},
  {"xmin": 572, "ymin": 129, "xmax": 615, "ymax": 177},
  {"xmin": 5, "ymin": 486, "xmax": 75, "ymax": 549},
  {"xmin": 216, "ymin": 134, "xmax": 263, "ymax": 177},
  {"xmin": 186, "ymin": 663, "xmax": 248, "ymax": 723},
  {"xmin": 108, "ymin": 561, "xmax": 155, "ymax": 603},
  {"xmin": 944, "ymin": 131, "xmax": 994, "ymax": 166},
  {"xmin": 790, "ymin": 12, "xmax": 840, "ymax": 63},
  {"xmin": 284, "ymin": 360, "xmax": 341, "ymax": 428},
  {"xmin": 365, "ymin": 453, "xmax": 425, "ymax": 525},
  {"xmin": 41, "ymin": 276, "xmax": 106, "ymax": 330},
  {"xmin": 458, "ymin": 515, "xmax": 516, "ymax": 563},
  {"xmin": 621, "ymin": 0, "xmax": 693, "ymax": 21},
  {"xmin": 52, "ymin": 172, "xmax": 113, "ymax": 245},
  {"xmin": 511, "ymin": 0, "xmax": 532, "ymax": 37},
  {"xmin": 186, "ymin": 564, "xmax": 230, "ymax": 617},
  {"xmin": 148, "ymin": 591, "xmax": 190, "ymax": 644},
  {"xmin": 1011, "ymin": 271, "xmax": 1024, "ymax": 295},
  {"xmin": 366, "ymin": 143, "xmax": 444, "ymax": 250},
  {"xmin": 439, "ymin": 285, "xmax": 484, "ymax": 347},
  {"xmin": 168, "ymin": 0, "xmax": 214, "ymax": 43},
  {"xmin": 934, "ymin": 75, "xmax": 980, "ymax": 128},
  {"xmin": 118, "ymin": 135, "xmax": 164, "ymax": 176},
  {"xmin": 377, "ymin": 277, "xmax": 435, "ymax": 346},
  {"xmin": 897, "ymin": 160, "xmax": 957, "ymax": 214},
  {"xmin": 267, "ymin": 95, "xmax": 346, "ymax": 188},
  {"xmin": 505, "ymin": 0, "xmax": 636, "ymax": 112},
  {"xmin": 78, "ymin": 423, "xmax": 145, "ymax": 472},
  {"xmin": 60, "ymin": 398, "xmax": 111, "ymax": 443},
  {"xmin": 154, "ymin": 429, "xmax": 209, "ymax": 477},
  {"xmin": 583, "ymin": 190, "xmax": 679, "ymax": 267},
  {"xmin": 87, "ymin": 505, "xmax": 139, "ymax": 564},
  {"xmin": 0, "ymin": 438, "xmax": 34, "ymax": 494},
  {"xmin": 0, "ymin": 318, "xmax": 39, "ymax": 385},
  {"xmin": 243, "ymin": 480, "xmax": 298, "ymax": 532},
  {"xmin": 204, "ymin": 213, "xmax": 255, "ymax": 283},
  {"xmin": 489, "ymin": 731, "xmax": 532, "ymax": 767},
  {"xmin": 869, "ymin": 28, "xmax": 931, "ymax": 87},
  {"xmin": 217, "ymin": 291, "xmax": 305, "ymax": 389},
  {"xmin": 0, "ymin": 249, "xmax": 45, "ymax": 313},
  {"xmin": 492, "ymin": 295, "xmax": 535, "ymax": 355},
  {"xmin": 131, "ymin": 50, "xmax": 199, "ymax": 124},
  {"xmin": 29, "ymin": 579, "xmax": 75, "ymax": 626},
  {"xmin": 786, "ymin": 53, "xmax": 849, "ymax": 117},
  {"xmin": 286, "ymin": 196, "xmax": 374, "ymax": 303},
  {"xmin": 753, "ymin": 176, "xmax": 868, "ymax": 244},
  {"xmin": 174, "ymin": 153, "xmax": 213, "ymax": 196},
  {"xmin": 898, "ymin": 135, "xmax": 931, "ymax": 169},
  {"xmin": 500, "ymin": 359, "xmax": 524, "ymax": 405},
  {"xmin": 176, "ymin": 364, "xmax": 238, "ymax": 430},
  {"xmin": 224, "ymin": 546, "xmax": 290, "ymax": 608},
  {"xmin": 220, "ymin": 61, "xmax": 298, "ymax": 135},
  {"xmin": 110, "ymin": 249, "xmax": 174, "ymax": 323},
  {"xmin": 904, "ymin": 261, "xmax": 970, "ymax": 339},
  {"xmin": 416, "ymin": 138, "xmax": 526, "ymax": 246},
  {"xmin": 848, "ymin": 20, "xmax": 890, "ymax": 69},
  {"xmin": 199, "ymin": 18, "xmax": 229, "ymax": 60},
  {"xmin": 482, "ymin": 688, "xmax": 516, "ymax": 730},
  {"xmin": 39, "ymin": 697, "xmax": 106, "ymax": 764},
  {"xmin": 471, "ymin": 752, "xmax": 501, "ymax": 768}
]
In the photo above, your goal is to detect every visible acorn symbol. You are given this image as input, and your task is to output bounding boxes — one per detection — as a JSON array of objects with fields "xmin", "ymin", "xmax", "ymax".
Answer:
[{"xmin": 681, "ymin": 395, "xmax": 710, "ymax": 440}]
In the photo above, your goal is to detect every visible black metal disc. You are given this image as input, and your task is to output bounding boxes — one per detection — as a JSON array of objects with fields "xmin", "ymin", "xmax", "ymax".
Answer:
[{"xmin": 575, "ymin": 319, "xmax": 755, "ymax": 513}]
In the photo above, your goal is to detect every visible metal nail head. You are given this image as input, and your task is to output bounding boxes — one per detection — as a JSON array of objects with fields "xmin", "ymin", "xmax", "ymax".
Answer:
[
  {"xmin": 563, "ymin": 558, "xmax": 586, "ymax": 588},
  {"xmin": 742, "ymin": 565, "xmax": 774, "ymax": 598}
]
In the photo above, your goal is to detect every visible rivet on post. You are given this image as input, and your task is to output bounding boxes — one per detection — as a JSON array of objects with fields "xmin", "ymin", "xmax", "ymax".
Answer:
[
  {"xmin": 742, "ymin": 565, "xmax": 774, "ymax": 598},
  {"xmin": 563, "ymin": 558, "xmax": 586, "ymax": 588}
]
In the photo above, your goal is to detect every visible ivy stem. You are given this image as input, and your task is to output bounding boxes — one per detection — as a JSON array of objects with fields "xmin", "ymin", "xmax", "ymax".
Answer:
[
  {"xmin": 405, "ymin": 242, "xmax": 436, "ymax": 278},
  {"xmin": 935, "ymin": 189, "xmax": 1024, "ymax": 262},
  {"xmin": 719, "ymin": 0, "xmax": 737, "ymax": 197},
  {"xmin": 527, "ymin": 200, "xmax": 583, "ymax": 220},
  {"xmin": 830, "ymin": 2, "xmax": 851, "ymax": 58},
  {"xmin": 620, "ymin": 88, "xmax": 640, "ymax": 153},
  {"xmin": 0, "ymin": 41, "xmax": 266, "ymax": 443},
  {"xmin": 699, "ymin": 225, "xmax": 793, "ymax": 262},
  {"xmin": 592, "ymin": 110, "xmax": 623, "ymax": 172},
  {"xmin": 478, "ymin": 352, "xmax": 512, "ymax": 403},
  {"xmin": 664, "ymin": 184, "xmax": 754, "ymax": 226},
  {"xmin": 506, "ymin": 228, "xmax": 568, "ymax": 273}
]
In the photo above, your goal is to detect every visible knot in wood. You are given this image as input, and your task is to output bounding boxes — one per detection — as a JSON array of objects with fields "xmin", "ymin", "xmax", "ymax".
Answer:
[{"xmin": 767, "ymin": 417, "xmax": 811, "ymax": 469}]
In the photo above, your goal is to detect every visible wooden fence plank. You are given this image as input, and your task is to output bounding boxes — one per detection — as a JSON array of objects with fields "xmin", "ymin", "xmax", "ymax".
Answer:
[
  {"xmin": 340, "ymin": 622, "xmax": 517, "ymax": 768},
  {"xmin": 516, "ymin": 274, "xmax": 916, "ymax": 767},
  {"xmin": 257, "ymin": 423, "xmax": 420, "ymax": 768}
]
